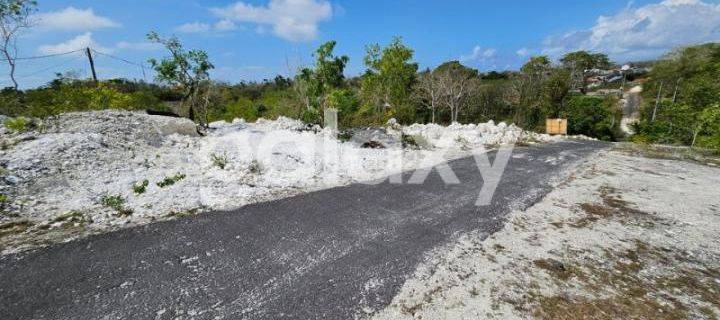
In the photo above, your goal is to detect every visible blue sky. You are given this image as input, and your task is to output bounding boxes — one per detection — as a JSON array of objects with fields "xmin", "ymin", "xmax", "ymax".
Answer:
[{"xmin": 3, "ymin": 0, "xmax": 720, "ymax": 88}]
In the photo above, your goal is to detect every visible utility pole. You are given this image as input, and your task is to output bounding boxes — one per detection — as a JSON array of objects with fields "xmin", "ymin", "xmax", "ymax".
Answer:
[{"xmin": 85, "ymin": 47, "xmax": 98, "ymax": 83}]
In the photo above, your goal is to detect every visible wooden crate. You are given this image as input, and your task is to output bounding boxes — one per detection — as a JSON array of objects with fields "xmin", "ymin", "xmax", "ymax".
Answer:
[{"xmin": 546, "ymin": 119, "xmax": 568, "ymax": 135}]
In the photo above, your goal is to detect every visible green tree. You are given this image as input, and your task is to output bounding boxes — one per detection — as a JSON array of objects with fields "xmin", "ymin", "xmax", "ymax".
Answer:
[
  {"xmin": 361, "ymin": 37, "xmax": 418, "ymax": 123},
  {"xmin": 0, "ymin": 0, "xmax": 37, "ymax": 89},
  {"xmin": 147, "ymin": 31, "xmax": 214, "ymax": 125},
  {"xmin": 543, "ymin": 68, "xmax": 572, "ymax": 118},
  {"xmin": 293, "ymin": 41, "xmax": 348, "ymax": 123}
]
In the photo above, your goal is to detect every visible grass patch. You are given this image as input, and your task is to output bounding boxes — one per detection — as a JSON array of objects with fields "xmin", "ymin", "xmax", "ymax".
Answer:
[
  {"xmin": 156, "ymin": 173, "xmax": 186, "ymax": 188},
  {"xmin": 132, "ymin": 180, "xmax": 149, "ymax": 194},
  {"xmin": 3, "ymin": 117, "xmax": 29, "ymax": 133}
]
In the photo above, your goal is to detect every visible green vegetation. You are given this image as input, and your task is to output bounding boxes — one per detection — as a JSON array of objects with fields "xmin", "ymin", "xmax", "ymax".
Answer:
[
  {"xmin": 132, "ymin": 180, "xmax": 149, "ymax": 194},
  {"xmin": 100, "ymin": 194, "xmax": 132, "ymax": 216},
  {"xmin": 210, "ymin": 153, "xmax": 228, "ymax": 169},
  {"xmin": 2, "ymin": 28, "xmax": 716, "ymax": 145},
  {"xmin": 3, "ymin": 116, "xmax": 28, "ymax": 132},
  {"xmin": 633, "ymin": 43, "xmax": 720, "ymax": 151},
  {"xmin": 156, "ymin": 173, "xmax": 186, "ymax": 188}
]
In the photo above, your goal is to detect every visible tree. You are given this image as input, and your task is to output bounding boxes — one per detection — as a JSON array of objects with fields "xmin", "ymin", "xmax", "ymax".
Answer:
[
  {"xmin": 434, "ymin": 61, "xmax": 480, "ymax": 123},
  {"xmin": 0, "ymin": 0, "xmax": 36, "ymax": 89},
  {"xmin": 292, "ymin": 40, "xmax": 348, "ymax": 123},
  {"xmin": 512, "ymin": 56, "xmax": 552, "ymax": 127},
  {"xmin": 147, "ymin": 31, "xmax": 214, "ymax": 125},
  {"xmin": 543, "ymin": 68, "xmax": 572, "ymax": 118},
  {"xmin": 412, "ymin": 69, "xmax": 441, "ymax": 123},
  {"xmin": 692, "ymin": 105, "xmax": 720, "ymax": 147},
  {"xmin": 361, "ymin": 37, "xmax": 418, "ymax": 122},
  {"xmin": 560, "ymin": 51, "xmax": 612, "ymax": 92}
]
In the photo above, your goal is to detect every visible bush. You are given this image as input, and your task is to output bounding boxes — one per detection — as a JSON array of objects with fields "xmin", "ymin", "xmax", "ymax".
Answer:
[
  {"xmin": 210, "ymin": 153, "xmax": 228, "ymax": 169},
  {"xmin": 132, "ymin": 180, "xmax": 149, "ymax": 194},
  {"xmin": 3, "ymin": 117, "xmax": 29, "ymax": 133},
  {"xmin": 100, "ymin": 194, "xmax": 132, "ymax": 216},
  {"xmin": 157, "ymin": 173, "xmax": 186, "ymax": 188},
  {"xmin": 564, "ymin": 95, "xmax": 622, "ymax": 141}
]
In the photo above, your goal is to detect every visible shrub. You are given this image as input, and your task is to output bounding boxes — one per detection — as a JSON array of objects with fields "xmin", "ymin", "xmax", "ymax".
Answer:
[
  {"xmin": 157, "ymin": 173, "xmax": 186, "ymax": 188},
  {"xmin": 210, "ymin": 153, "xmax": 228, "ymax": 169},
  {"xmin": 100, "ymin": 194, "xmax": 133, "ymax": 216},
  {"xmin": 401, "ymin": 133, "xmax": 418, "ymax": 148},
  {"xmin": 100, "ymin": 194, "xmax": 125, "ymax": 211},
  {"xmin": 564, "ymin": 95, "xmax": 622, "ymax": 141},
  {"xmin": 3, "ymin": 117, "xmax": 29, "ymax": 133},
  {"xmin": 132, "ymin": 180, "xmax": 149, "ymax": 194}
]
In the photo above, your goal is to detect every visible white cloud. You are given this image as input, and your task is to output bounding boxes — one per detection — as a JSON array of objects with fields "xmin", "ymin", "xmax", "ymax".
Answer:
[
  {"xmin": 211, "ymin": 0, "xmax": 333, "ymax": 42},
  {"xmin": 34, "ymin": 7, "xmax": 120, "ymax": 31},
  {"xmin": 38, "ymin": 32, "xmax": 112, "ymax": 55},
  {"xmin": 214, "ymin": 19, "xmax": 237, "ymax": 31},
  {"xmin": 542, "ymin": 0, "xmax": 720, "ymax": 60},
  {"xmin": 516, "ymin": 47, "xmax": 530, "ymax": 57},
  {"xmin": 176, "ymin": 20, "xmax": 239, "ymax": 33},
  {"xmin": 460, "ymin": 45, "xmax": 497, "ymax": 62},
  {"xmin": 115, "ymin": 41, "xmax": 162, "ymax": 51},
  {"xmin": 176, "ymin": 22, "xmax": 212, "ymax": 33}
]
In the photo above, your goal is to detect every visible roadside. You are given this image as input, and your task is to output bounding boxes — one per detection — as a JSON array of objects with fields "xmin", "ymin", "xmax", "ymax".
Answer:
[
  {"xmin": 371, "ymin": 146, "xmax": 720, "ymax": 320},
  {"xmin": 0, "ymin": 110, "xmax": 574, "ymax": 254}
]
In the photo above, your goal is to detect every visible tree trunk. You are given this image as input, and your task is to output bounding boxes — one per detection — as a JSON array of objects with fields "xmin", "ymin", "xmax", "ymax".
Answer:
[
  {"xmin": 2, "ymin": 50, "xmax": 18, "ymax": 90},
  {"xmin": 652, "ymin": 82, "xmax": 663, "ymax": 122},
  {"xmin": 692, "ymin": 129, "xmax": 699, "ymax": 148}
]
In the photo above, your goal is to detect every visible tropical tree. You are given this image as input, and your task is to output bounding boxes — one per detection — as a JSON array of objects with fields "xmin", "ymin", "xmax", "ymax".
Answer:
[
  {"xmin": 361, "ymin": 37, "xmax": 418, "ymax": 122},
  {"xmin": 147, "ymin": 31, "xmax": 214, "ymax": 125},
  {"xmin": 0, "ymin": 0, "xmax": 36, "ymax": 89}
]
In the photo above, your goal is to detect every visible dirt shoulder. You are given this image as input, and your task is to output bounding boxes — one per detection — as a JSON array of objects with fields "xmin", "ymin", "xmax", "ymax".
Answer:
[{"xmin": 371, "ymin": 147, "xmax": 720, "ymax": 320}]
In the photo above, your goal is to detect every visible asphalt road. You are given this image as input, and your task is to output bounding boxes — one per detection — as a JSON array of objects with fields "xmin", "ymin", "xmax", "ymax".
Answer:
[{"xmin": 0, "ymin": 140, "xmax": 606, "ymax": 320}]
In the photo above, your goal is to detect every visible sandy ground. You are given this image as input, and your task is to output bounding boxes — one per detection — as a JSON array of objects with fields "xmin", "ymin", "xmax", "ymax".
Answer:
[{"xmin": 371, "ymin": 147, "xmax": 720, "ymax": 320}]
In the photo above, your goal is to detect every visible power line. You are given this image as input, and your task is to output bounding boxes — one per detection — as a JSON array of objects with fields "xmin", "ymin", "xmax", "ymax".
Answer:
[
  {"xmin": 0, "ymin": 49, "xmax": 84, "ymax": 63},
  {"xmin": 90, "ymin": 48, "xmax": 148, "ymax": 81}
]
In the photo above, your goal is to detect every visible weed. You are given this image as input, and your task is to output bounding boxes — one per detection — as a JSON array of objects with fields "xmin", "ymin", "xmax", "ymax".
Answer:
[
  {"xmin": 211, "ymin": 153, "xmax": 228, "ymax": 169},
  {"xmin": 157, "ymin": 173, "xmax": 186, "ymax": 188},
  {"xmin": 0, "ymin": 194, "xmax": 7, "ymax": 203},
  {"xmin": 338, "ymin": 131, "xmax": 353, "ymax": 142},
  {"xmin": 133, "ymin": 180, "xmax": 150, "ymax": 194},
  {"xmin": 401, "ymin": 133, "xmax": 418, "ymax": 148},
  {"xmin": 3, "ymin": 117, "xmax": 29, "ymax": 133},
  {"xmin": 100, "ymin": 194, "xmax": 133, "ymax": 216},
  {"xmin": 132, "ymin": 180, "xmax": 149, "ymax": 194}
]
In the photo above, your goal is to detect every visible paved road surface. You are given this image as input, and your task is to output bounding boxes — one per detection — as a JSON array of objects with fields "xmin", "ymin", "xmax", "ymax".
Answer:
[{"xmin": 0, "ymin": 141, "xmax": 606, "ymax": 320}]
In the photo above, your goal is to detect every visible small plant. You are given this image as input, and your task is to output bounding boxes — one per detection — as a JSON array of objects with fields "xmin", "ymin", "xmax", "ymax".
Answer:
[
  {"xmin": 3, "ymin": 117, "xmax": 29, "ymax": 133},
  {"xmin": 210, "ymin": 153, "xmax": 228, "ymax": 169},
  {"xmin": 248, "ymin": 160, "xmax": 263, "ymax": 174},
  {"xmin": 53, "ymin": 211, "xmax": 93, "ymax": 227},
  {"xmin": 338, "ymin": 131, "xmax": 353, "ymax": 143},
  {"xmin": 401, "ymin": 134, "xmax": 418, "ymax": 149},
  {"xmin": 133, "ymin": 180, "xmax": 149, "ymax": 194},
  {"xmin": 157, "ymin": 173, "xmax": 186, "ymax": 188},
  {"xmin": 100, "ymin": 194, "xmax": 133, "ymax": 216},
  {"xmin": 0, "ymin": 194, "xmax": 7, "ymax": 203}
]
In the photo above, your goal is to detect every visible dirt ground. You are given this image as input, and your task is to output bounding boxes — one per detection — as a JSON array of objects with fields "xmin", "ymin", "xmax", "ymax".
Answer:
[{"xmin": 371, "ymin": 145, "xmax": 720, "ymax": 320}]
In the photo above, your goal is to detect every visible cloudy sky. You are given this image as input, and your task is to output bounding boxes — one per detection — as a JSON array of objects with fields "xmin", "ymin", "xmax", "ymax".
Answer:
[{"xmin": 2, "ymin": 0, "xmax": 720, "ymax": 88}]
